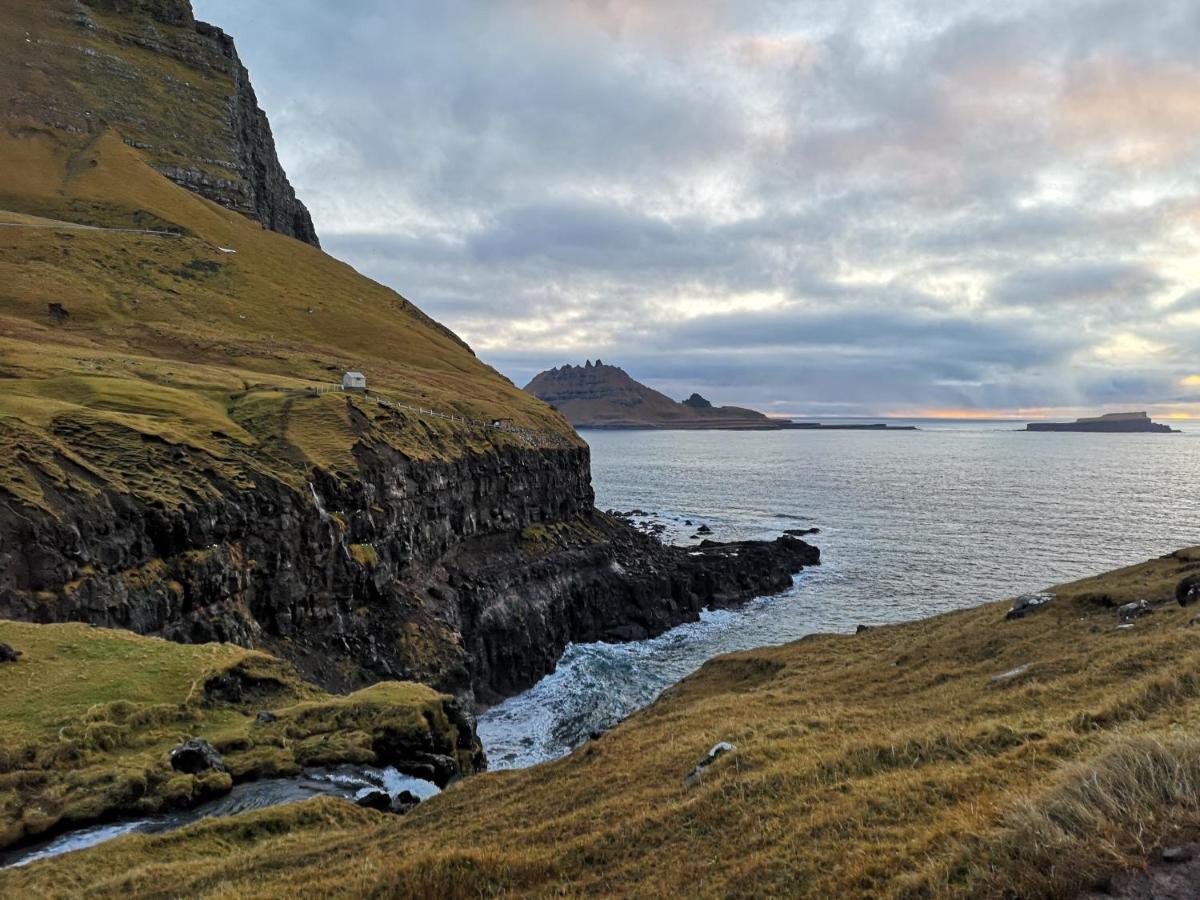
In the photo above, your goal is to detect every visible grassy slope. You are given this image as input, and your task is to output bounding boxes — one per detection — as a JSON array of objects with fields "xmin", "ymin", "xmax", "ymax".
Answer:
[
  {"xmin": 0, "ymin": 126, "xmax": 576, "ymax": 510},
  {"xmin": 0, "ymin": 619, "xmax": 469, "ymax": 853},
  {"xmin": 6, "ymin": 549, "xmax": 1200, "ymax": 898},
  {"xmin": 0, "ymin": 0, "xmax": 576, "ymax": 511}
]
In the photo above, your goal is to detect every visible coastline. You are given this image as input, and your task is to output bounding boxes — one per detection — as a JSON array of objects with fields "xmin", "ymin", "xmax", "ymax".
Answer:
[{"xmin": 7, "ymin": 547, "xmax": 1200, "ymax": 897}]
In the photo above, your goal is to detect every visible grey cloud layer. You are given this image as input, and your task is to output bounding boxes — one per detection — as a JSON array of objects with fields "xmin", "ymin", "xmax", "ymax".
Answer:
[{"xmin": 195, "ymin": 0, "xmax": 1200, "ymax": 414}]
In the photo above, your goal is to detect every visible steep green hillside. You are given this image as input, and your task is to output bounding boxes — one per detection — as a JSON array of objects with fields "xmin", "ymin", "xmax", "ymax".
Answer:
[{"xmin": 0, "ymin": 31, "xmax": 577, "ymax": 511}]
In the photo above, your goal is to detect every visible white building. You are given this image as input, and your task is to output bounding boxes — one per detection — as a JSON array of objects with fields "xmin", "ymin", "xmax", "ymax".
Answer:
[{"xmin": 341, "ymin": 371, "xmax": 367, "ymax": 392}]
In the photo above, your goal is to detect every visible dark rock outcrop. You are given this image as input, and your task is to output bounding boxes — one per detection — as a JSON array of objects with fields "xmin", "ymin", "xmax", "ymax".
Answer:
[
  {"xmin": 0, "ymin": 440, "xmax": 819, "ymax": 708},
  {"xmin": 1177, "ymin": 575, "xmax": 1200, "ymax": 607},
  {"xmin": 169, "ymin": 738, "xmax": 226, "ymax": 774},
  {"xmin": 355, "ymin": 790, "xmax": 392, "ymax": 812},
  {"xmin": 391, "ymin": 790, "xmax": 421, "ymax": 814},
  {"xmin": 0, "ymin": 642, "xmax": 21, "ymax": 663},
  {"xmin": 1006, "ymin": 592, "xmax": 1053, "ymax": 621},
  {"xmin": 684, "ymin": 741, "xmax": 735, "ymax": 786},
  {"xmin": 1118, "ymin": 599, "xmax": 1153, "ymax": 622}
]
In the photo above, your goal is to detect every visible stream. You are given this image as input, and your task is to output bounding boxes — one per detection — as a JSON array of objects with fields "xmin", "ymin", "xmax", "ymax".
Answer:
[{"xmin": 1, "ymin": 766, "xmax": 438, "ymax": 870}]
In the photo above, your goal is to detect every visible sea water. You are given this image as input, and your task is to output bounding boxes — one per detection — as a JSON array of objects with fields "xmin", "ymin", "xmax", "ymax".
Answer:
[{"xmin": 479, "ymin": 420, "xmax": 1200, "ymax": 768}]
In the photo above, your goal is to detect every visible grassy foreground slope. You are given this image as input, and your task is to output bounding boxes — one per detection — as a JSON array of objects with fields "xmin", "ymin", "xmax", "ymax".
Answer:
[
  {"xmin": 5, "ymin": 549, "xmax": 1200, "ymax": 897},
  {"xmin": 0, "ymin": 620, "xmax": 475, "ymax": 854}
]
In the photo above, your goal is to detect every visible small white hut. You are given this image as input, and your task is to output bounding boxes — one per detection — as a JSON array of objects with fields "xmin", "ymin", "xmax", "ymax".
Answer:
[{"xmin": 341, "ymin": 371, "xmax": 367, "ymax": 392}]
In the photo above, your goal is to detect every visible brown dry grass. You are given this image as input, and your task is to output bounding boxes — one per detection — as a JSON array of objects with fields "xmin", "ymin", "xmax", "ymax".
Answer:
[{"xmin": 4, "ymin": 549, "xmax": 1200, "ymax": 898}]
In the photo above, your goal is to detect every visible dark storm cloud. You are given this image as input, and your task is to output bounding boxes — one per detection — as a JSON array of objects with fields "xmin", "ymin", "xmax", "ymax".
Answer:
[{"xmin": 194, "ymin": 0, "xmax": 1200, "ymax": 415}]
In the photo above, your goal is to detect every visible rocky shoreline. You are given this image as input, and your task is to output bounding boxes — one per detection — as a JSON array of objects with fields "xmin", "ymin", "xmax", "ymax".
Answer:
[{"xmin": 0, "ymin": 440, "xmax": 817, "ymax": 711}]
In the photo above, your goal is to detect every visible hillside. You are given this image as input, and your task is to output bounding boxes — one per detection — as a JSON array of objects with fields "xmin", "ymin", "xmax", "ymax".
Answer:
[
  {"xmin": 525, "ymin": 360, "xmax": 779, "ymax": 429},
  {"xmin": 7, "ymin": 548, "xmax": 1200, "ymax": 897},
  {"xmin": 0, "ymin": 0, "xmax": 815, "ymax": 710}
]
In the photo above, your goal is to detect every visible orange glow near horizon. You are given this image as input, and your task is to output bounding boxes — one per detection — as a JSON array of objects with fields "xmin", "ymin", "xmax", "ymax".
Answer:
[{"xmin": 765, "ymin": 405, "xmax": 1200, "ymax": 421}]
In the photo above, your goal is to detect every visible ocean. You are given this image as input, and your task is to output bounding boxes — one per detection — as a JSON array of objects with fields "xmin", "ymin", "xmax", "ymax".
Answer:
[{"xmin": 478, "ymin": 419, "xmax": 1200, "ymax": 768}]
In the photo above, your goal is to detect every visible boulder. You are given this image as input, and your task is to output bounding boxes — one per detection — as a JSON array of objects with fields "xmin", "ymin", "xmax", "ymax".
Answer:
[
  {"xmin": 355, "ymin": 790, "xmax": 392, "ymax": 812},
  {"xmin": 1005, "ymin": 592, "xmax": 1052, "ymax": 621},
  {"xmin": 1118, "ymin": 599, "xmax": 1152, "ymax": 622},
  {"xmin": 785, "ymin": 527, "xmax": 820, "ymax": 536},
  {"xmin": 1163, "ymin": 846, "xmax": 1195, "ymax": 864},
  {"xmin": 695, "ymin": 524, "xmax": 713, "ymax": 536},
  {"xmin": 1177, "ymin": 575, "xmax": 1200, "ymax": 607},
  {"xmin": 684, "ymin": 741, "xmax": 736, "ymax": 786},
  {"xmin": 255, "ymin": 710, "xmax": 277, "ymax": 725},
  {"xmin": 391, "ymin": 790, "xmax": 422, "ymax": 814},
  {"xmin": 169, "ymin": 738, "xmax": 227, "ymax": 774},
  {"xmin": 0, "ymin": 642, "xmax": 21, "ymax": 663},
  {"xmin": 855, "ymin": 624, "xmax": 871, "ymax": 635}
]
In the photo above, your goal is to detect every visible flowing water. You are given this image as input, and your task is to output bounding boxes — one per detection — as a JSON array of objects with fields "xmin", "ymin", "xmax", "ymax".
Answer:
[
  {"xmin": 479, "ymin": 420, "xmax": 1200, "ymax": 768},
  {"xmin": 1, "ymin": 766, "xmax": 438, "ymax": 869}
]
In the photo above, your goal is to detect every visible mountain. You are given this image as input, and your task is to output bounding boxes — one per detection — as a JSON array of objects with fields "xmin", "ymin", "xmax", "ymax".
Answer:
[
  {"xmin": 525, "ymin": 360, "xmax": 780, "ymax": 429},
  {"xmin": 3, "ymin": 0, "xmax": 319, "ymax": 245},
  {"xmin": 0, "ymin": 1, "xmax": 810, "ymax": 714}
]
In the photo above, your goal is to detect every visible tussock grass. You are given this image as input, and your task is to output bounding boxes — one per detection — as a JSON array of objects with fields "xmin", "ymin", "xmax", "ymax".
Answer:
[
  {"xmin": 967, "ymin": 737, "xmax": 1200, "ymax": 897},
  {"xmin": 7, "ymin": 550, "xmax": 1200, "ymax": 897}
]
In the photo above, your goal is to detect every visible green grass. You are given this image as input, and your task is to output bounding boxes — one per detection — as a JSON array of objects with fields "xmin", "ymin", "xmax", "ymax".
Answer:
[
  {"xmin": 0, "ymin": 621, "xmax": 473, "ymax": 852},
  {"xmin": 7, "ymin": 550, "xmax": 1200, "ymax": 898},
  {"xmin": 0, "ymin": 57, "xmax": 579, "ymax": 513}
]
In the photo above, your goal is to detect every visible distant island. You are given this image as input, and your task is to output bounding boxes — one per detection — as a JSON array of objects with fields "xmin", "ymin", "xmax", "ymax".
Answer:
[
  {"xmin": 1026, "ymin": 411, "xmax": 1180, "ymax": 433},
  {"xmin": 525, "ymin": 361, "xmax": 917, "ymax": 430},
  {"xmin": 525, "ymin": 361, "xmax": 779, "ymax": 429}
]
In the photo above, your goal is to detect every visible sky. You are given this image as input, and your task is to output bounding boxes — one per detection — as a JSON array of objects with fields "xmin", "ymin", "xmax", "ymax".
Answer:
[{"xmin": 193, "ymin": 0, "xmax": 1200, "ymax": 418}]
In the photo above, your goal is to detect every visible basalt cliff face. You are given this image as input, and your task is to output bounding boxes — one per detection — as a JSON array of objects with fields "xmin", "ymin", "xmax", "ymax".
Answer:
[
  {"xmin": 0, "ymin": 434, "xmax": 816, "ymax": 705},
  {"xmin": 0, "ymin": 1, "xmax": 817, "ymax": 715},
  {"xmin": 2, "ymin": 0, "xmax": 318, "ymax": 245}
]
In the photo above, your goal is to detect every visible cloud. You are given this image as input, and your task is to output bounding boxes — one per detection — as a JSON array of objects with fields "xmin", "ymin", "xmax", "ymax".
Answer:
[
  {"xmin": 193, "ymin": 0, "xmax": 1200, "ymax": 415},
  {"xmin": 990, "ymin": 262, "xmax": 1168, "ymax": 309}
]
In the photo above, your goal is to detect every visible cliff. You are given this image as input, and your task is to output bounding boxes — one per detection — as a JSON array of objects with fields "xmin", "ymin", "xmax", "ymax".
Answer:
[
  {"xmin": 11, "ymin": 548, "xmax": 1200, "ymax": 898},
  {"xmin": 0, "ymin": 2, "xmax": 817, "ymax": 713},
  {"xmin": 2, "ymin": 0, "xmax": 318, "ymax": 245},
  {"xmin": 525, "ymin": 361, "xmax": 780, "ymax": 429}
]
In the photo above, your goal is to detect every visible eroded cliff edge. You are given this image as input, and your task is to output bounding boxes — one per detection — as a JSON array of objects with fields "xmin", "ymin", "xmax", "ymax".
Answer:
[{"xmin": 0, "ymin": 429, "xmax": 816, "ymax": 706}]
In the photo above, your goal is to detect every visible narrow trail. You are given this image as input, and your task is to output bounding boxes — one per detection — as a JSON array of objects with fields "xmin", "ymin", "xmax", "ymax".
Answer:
[{"xmin": 0, "ymin": 210, "xmax": 183, "ymax": 238}]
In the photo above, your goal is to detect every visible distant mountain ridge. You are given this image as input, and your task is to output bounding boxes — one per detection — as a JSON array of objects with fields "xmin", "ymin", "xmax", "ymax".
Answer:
[{"xmin": 524, "ymin": 361, "xmax": 779, "ymax": 429}]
